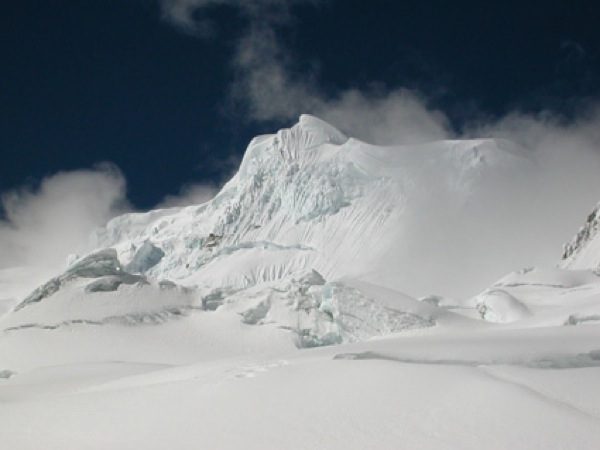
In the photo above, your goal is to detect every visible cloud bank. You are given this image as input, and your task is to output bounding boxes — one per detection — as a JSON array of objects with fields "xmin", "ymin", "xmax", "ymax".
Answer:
[
  {"xmin": 388, "ymin": 107, "xmax": 600, "ymax": 296},
  {"xmin": 0, "ymin": 164, "xmax": 129, "ymax": 272}
]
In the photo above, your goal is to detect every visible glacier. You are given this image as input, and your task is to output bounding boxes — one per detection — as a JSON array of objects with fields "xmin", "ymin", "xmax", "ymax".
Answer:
[{"xmin": 2, "ymin": 115, "xmax": 600, "ymax": 449}]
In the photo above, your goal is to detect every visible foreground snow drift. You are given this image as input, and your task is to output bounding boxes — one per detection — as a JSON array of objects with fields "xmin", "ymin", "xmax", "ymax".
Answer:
[{"xmin": 1, "ymin": 322, "xmax": 600, "ymax": 450}]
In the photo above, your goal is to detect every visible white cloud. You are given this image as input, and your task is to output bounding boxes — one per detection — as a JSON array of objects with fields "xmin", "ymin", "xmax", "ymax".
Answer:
[
  {"xmin": 0, "ymin": 164, "xmax": 129, "ymax": 271},
  {"xmin": 159, "ymin": 0, "xmax": 313, "ymax": 35},
  {"xmin": 219, "ymin": 2, "xmax": 452, "ymax": 145},
  {"xmin": 155, "ymin": 183, "xmax": 219, "ymax": 208},
  {"xmin": 153, "ymin": 153, "xmax": 241, "ymax": 208},
  {"xmin": 317, "ymin": 89, "xmax": 453, "ymax": 145}
]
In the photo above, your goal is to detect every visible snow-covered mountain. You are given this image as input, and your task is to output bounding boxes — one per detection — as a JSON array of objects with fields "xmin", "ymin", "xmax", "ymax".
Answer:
[
  {"xmin": 1, "ymin": 115, "xmax": 541, "ymax": 344},
  {"xmin": 2, "ymin": 115, "xmax": 600, "ymax": 449},
  {"xmin": 91, "ymin": 114, "xmax": 532, "ymax": 297}
]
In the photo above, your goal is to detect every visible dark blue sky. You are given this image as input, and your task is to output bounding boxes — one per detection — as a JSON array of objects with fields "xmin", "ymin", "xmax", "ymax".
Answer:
[{"xmin": 2, "ymin": 0, "xmax": 599, "ymax": 208}]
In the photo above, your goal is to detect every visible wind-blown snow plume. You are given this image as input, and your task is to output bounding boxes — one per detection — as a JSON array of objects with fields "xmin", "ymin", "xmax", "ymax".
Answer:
[
  {"xmin": 230, "ymin": 22, "xmax": 454, "ymax": 144},
  {"xmin": 227, "ymin": 4, "xmax": 454, "ymax": 144},
  {"xmin": 154, "ymin": 153, "xmax": 241, "ymax": 208},
  {"xmin": 467, "ymin": 107, "xmax": 600, "ymax": 244},
  {"xmin": 155, "ymin": 183, "xmax": 219, "ymax": 209},
  {"xmin": 0, "ymin": 164, "xmax": 129, "ymax": 271}
]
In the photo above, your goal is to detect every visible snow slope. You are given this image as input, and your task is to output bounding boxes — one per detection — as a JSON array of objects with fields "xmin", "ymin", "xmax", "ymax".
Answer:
[
  {"xmin": 2, "ymin": 115, "xmax": 600, "ymax": 449},
  {"xmin": 1, "ymin": 310, "xmax": 600, "ymax": 449}
]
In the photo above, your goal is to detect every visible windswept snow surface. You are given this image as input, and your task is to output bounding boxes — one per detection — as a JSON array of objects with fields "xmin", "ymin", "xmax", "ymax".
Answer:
[
  {"xmin": 1, "ymin": 313, "xmax": 600, "ymax": 449},
  {"xmin": 2, "ymin": 116, "xmax": 600, "ymax": 449}
]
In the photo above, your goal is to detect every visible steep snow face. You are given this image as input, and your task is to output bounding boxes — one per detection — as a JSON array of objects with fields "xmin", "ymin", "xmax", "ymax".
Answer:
[
  {"xmin": 561, "ymin": 202, "xmax": 600, "ymax": 270},
  {"xmin": 93, "ymin": 115, "xmax": 528, "ymax": 298}
]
